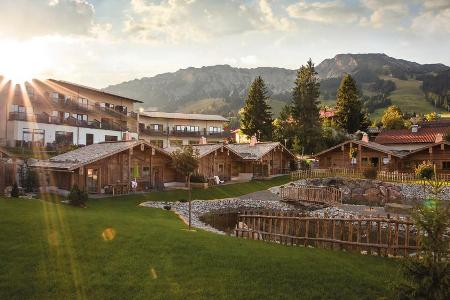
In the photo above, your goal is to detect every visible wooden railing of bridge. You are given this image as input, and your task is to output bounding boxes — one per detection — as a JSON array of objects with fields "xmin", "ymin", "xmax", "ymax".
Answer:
[
  {"xmin": 291, "ymin": 169, "xmax": 450, "ymax": 184},
  {"xmin": 280, "ymin": 186, "xmax": 342, "ymax": 205},
  {"xmin": 234, "ymin": 211, "xmax": 432, "ymax": 257}
]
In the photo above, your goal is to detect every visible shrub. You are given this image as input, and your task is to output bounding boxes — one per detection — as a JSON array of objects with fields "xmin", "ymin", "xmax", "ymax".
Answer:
[
  {"xmin": 190, "ymin": 174, "xmax": 207, "ymax": 183},
  {"xmin": 68, "ymin": 185, "xmax": 88, "ymax": 207},
  {"xmin": 10, "ymin": 183, "xmax": 20, "ymax": 198},
  {"xmin": 445, "ymin": 131, "xmax": 450, "ymax": 142},
  {"xmin": 415, "ymin": 161, "xmax": 434, "ymax": 180},
  {"xmin": 363, "ymin": 166, "xmax": 377, "ymax": 179},
  {"xmin": 23, "ymin": 169, "xmax": 38, "ymax": 193}
]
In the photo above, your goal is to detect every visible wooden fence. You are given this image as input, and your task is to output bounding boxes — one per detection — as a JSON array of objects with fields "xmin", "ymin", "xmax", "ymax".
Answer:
[
  {"xmin": 291, "ymin": 169, "xmax": 450, "ymax": 184},
  {"xmin": 235, "ymin": 211, "xmax": 429, "ymax": 257},
  {"xmin": 280, "ymin": 186, "xmax": 342, "ymax": 205}
]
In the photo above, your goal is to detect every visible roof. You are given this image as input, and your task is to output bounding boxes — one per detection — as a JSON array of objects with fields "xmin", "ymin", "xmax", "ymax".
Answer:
[
  {"xmin": 30, "ymin": 140, "xmax": 169, "ymax": 171},
  {"xmin": 319, "ymin": 108, "xmax": 336, "ymax": 118},
  {"xmin": 0, "ymin": 147, "xmax": 14, "ymax": 158},
  {"xmin": 315, "ymin": 140, "xmax": 407, "ymax": 158},
  {"xmin": 402, "ymin": 140, "xmax": 450, "ymax": 156},
  {"xmin": 48, "ymin": 79, "xmax": 143, "ymax": 103},
  {"xmin": 375, "ymin": 126, "xmax": 450, "ymax": 144},
  {"xmin": 164, "ymin": 144, "xmax": 241, "ymax": 158},
  {"xmin": 226, "ymin": 142, "xmax": 294, "ymax": 160},
  {"xmin": 140, "ymin": 111, "xmax": 228, "ymax": 122}
]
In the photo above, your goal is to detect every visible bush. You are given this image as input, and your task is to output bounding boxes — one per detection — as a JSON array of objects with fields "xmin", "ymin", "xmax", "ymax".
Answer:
[
  {"xmin": 190, "ymin": 174, "xmax": 207, "ymax": 183},
  {"xmin": 415, "ymin": 161, "xmax": 434, "ymax": 180},
  {"xmin": 11, "ymin": 183, "xmax": 20, "ymax": 198},
  {"xmin": 23, "ymin": 169, "xmax": 38, "ymax": 193},
  {"xmin": 363, "ymin": 167, "xmax": 377, "ymax": 179},
  {"xmin": 68, "ymin": 185, "xmax": 88, "ymax": 207},
  {"xmin": 445, "ymin": 131, "xmax": 450, "ymax": 142}
]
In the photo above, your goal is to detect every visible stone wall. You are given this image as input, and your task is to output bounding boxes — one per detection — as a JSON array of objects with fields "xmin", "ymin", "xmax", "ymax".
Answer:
[{"xmin": 285, "ymin": 177, "xmax": 450, "ymax": 206}]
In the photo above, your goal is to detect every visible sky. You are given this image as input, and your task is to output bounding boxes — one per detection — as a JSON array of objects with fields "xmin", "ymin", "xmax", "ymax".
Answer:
[{"xmin": 0, "ymin": 0, "xmax": 449, "ymax": 88}]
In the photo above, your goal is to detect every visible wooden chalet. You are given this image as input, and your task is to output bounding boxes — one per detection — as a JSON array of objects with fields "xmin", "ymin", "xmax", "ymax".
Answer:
[
  {"xmin": 315, "ymin": 132, "xmax": 450, "ymax": 173},
  {"xmin": 30, "ymin": 140, "xmax": 176, "ymax": 193}
]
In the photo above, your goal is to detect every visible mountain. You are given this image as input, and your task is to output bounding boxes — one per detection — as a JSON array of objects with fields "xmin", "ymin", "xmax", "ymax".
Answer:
[
  {"xmin": 104, "ymin": 54, "xmax": 449, "ymax": 117},
  {"xmin": 316, "ymin": 53, "xmax": 448, "ymax": 80}
]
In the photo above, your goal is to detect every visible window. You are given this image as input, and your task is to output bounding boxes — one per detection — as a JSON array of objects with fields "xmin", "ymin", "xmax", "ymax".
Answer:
[
  {"xmin": 78, "ymin": 97, "xmax": 88, "ymax": 108},
  {"xmin": 443, "ymin": 162, "xmax": 450, "ymax": 170},
  {"xmin": 51, "ymin": 92, "xmax": 60, "ymax": 99},
  {"xmin": 189, "ymin": 140, "xmax": 197, "ymax": 145},
  {"xmin": 170, "ymin": 140, "xmax": 183, "ymax": 147},
  {"xmin": 11, "ymin": 104, "xmax": 26, "ymax": 113},
  {"xmin": 105, "ymin": 135, "xmax": 118, "ymax": 142},
  {"xmin": 75, "ymin": 114, "xmax": 88, "ymax": 122},
  {"xmin": 150, "ymin": 140, "xmax": 164, "ymax": 148},
  {"xmin": 149, "ymin": 124, "xmax": 163, "ymax": 131},
  {"xmin": 55, "ymin": 131, "xmax": 73, "ymax": 144},
  {"xmin": 362, "ymin": 158, "xmax": 369, "ymax": 165},
  {"xmin": 175, "ymin": 125, "xmax": 199, "ymax": 132},
  {"xmin": 22, "ymin": 129, "xmax": 45, "ymax": 145},
  {"xmin": 209, "ymin": 126, "xmax": 222, "ymax": 133},
  {"xmin": 143, "ymin": 167, "xmax": 150, "ymax": 177}
]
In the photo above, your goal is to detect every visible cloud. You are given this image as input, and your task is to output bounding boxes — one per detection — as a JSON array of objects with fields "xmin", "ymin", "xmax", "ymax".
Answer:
[
  {"xmin": 124, "ymin": 0, "xmax": 294, "ymax": 43},
  {"xmin": 287, "ymin": 0, "xmax": 363, "ymax": 24},
  {"xmin": 411, "ymin": 1, "xmax": 450, "ymax": 34},
  {"xmin": 0, "ymin": 0, "xmax": 102, "ymax": 39},
  {"xmin": 360, "ymin": 0, "xmax": 410, "ymax": 29}
]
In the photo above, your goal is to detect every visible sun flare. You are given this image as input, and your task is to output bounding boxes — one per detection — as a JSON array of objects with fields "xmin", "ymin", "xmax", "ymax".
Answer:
[{"xmin": 0, "ymin": 39, "xmax": 51, "ymax": 84}]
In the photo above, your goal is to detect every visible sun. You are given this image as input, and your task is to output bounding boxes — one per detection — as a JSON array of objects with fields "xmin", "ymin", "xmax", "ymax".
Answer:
[{"xmin": 0, "ymin": 39, "xmax": 51, "ymax": 84}]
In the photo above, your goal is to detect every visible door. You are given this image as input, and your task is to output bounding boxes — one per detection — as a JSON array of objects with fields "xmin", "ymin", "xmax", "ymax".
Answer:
[
  {"xmin": 86, "ymin": 133, "xmax": 94, "ymax": 145},
  {"xmin": 86, "ymin": 168, "xmax": 99, "ymax": 193},
  {"xmin": 152, "ymin": 167, "xmax": 163, "ymax": 190}
]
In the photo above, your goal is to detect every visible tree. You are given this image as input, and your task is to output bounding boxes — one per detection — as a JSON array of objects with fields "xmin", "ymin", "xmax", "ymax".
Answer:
[
  {"xmin": 291, "ymin": 59, "xmax": 322, "ymax": 154},
  {"xmin": 396, "ymin": 171, "xmax": 450, "ymax": 299},
  {"xmin": 272, "ymin": 105, "xmax": 296, "ymax": 147},
  {"xmin": 381, "ymin": 105, "xmax": 406, "ymax": 129},
  {"xmin": 240, "ymin": 76, "xmax": 273, "ymax": 141},
  {"xmin": 334, "ymin": 74, "xmax": 370, "ymax": 133},
  {"xmin": 425, "ymin": 112, "xmax": 439, "ymax": 122},
  {"xmin": 170, "ymin": 146, "xmax": 199, "ymax": 230}
]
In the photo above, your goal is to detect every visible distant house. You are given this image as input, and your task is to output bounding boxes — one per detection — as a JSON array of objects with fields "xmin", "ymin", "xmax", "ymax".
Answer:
[{"xmin": 319, "ymin": 107, "xmax": 337, "ymax": 121}]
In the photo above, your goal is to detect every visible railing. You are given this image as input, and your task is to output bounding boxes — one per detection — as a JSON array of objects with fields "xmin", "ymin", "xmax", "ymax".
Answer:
[
  {"xmin": 206, "ymin": 131, "xmax": 232, "ymax": 138},
  {"xmin": 280, "ymin": 186, "xmax": 342, "ymax": 205},
  {"xmin": 234, "ymin": 211, "xmax": 444, "ymax": 258},
  {"xmin": 171, "ymin": 129, "xmax": 202, "ymax": 137},
  {"xmin": 291, "ymin": 168, "xmax": 450, "ymax": 184},
  {"xmin": 140, "ymin": 128, "xmax": 167, "ymax": 136}
]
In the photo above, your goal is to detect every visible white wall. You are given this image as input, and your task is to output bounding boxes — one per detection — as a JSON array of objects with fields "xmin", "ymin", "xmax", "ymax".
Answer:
[{"xmin": 7, "ymin": 120, "xmax": 138, "ymax": 146}]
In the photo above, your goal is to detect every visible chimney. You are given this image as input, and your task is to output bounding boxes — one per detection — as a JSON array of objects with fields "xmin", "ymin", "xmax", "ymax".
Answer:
[
  {"xmin": 435, "ymin": 133, "xmax": 443, "ymax": 143},
  {"xmin": 411, "ymin": 125, "xmax": 419, "ymax": 133},
  {"xmin": 250, "ymin": 135, "xmax": 258, "ymax": 147},
  {"xmin": 199, "ymin": 136, "xmax": 207, "ymax": 145},
  {"xmin": 361, "ymin": 133, "xmax": 369, "ymax": 143}
]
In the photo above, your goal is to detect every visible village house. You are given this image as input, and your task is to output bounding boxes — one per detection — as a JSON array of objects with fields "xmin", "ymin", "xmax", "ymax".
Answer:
[
  {"xmin": 29, "ymin": 140, "xmax": 176, "ymax": 194},
  {"xmin": 0, "ymin": 79, "xmax": 141, "ymax": 148},
  {"xmin": 315, "ymin": 121, "xmax": 450, "ymax": 173},
  {"xmin": 138, "ymin": 111, "xmax": 230, "ymax": 148}
]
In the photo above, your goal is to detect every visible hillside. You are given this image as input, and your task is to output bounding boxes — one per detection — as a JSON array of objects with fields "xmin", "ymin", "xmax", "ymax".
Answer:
[{"xmin": 104, "ymin": 54, "xmax": 449, "ymax": 118}]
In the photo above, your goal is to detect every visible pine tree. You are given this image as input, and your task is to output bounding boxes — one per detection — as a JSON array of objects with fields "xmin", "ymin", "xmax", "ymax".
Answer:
[
  {"xmin": 240, "ymin": 76, "xmax": 273, "ymax": 141},
  {"xmin": 334, "ymin": 74, "xmax": 369, "ymax": 133},
  {"xmin": 291, "ymin": 59, "xmax": 322, "ymax": 154}
]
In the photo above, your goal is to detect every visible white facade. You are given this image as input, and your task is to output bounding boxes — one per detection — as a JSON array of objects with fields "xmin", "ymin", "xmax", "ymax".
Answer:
[{"xmin": 6, "ymin": 120, "xmax": 138, "ymax": 147}]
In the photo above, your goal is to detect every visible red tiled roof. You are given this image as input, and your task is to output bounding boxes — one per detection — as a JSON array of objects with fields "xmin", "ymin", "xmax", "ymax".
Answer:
[
  {"xmin": 375, "ymin": 126, "xmax": 450, "ymax": 144},
  {"xmin": 319, "ymin": 108, "xmax": 336, "ymax": 118}
]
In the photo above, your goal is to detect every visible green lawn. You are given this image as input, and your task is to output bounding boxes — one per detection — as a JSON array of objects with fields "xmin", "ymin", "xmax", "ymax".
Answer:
[
  {"xmin": 370, "ymin": 77, "xmax": 443, "ymax": 120},
  {"xmin": 0, "ymin": 178, "xmax": 402, "ymax": 299}
]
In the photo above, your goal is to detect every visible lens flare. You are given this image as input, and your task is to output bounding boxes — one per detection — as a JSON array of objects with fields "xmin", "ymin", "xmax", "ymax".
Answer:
[{"xmin": 102, "ymin": 227, "xmax": 116, "ymax": 241}]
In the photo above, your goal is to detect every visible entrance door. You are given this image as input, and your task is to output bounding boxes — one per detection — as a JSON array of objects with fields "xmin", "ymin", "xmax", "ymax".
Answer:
[
  {"xmin": 86, "ymin": 168, "xmax": 99, "ymax": 193},
  {"xmin": 86, "ymin": 133, "xmax": 94, "ymax": 145},
  {"xmin": 152, "ymin": 167, "xmax": 163, "ymax": 190},
  {"xmin": 370, "ymin": 157, "xmax": 380, "ymax": 169}
]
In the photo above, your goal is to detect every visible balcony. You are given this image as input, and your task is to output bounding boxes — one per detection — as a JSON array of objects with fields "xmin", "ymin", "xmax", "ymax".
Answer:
[
  {"xmin": 10, "ymin": 112, "xmax": 129, "ymax": 132},
  {"xmin": 171, "ymin": 129, "xmax": 202, "ymax": 137},
  {"xmin": 140, "ymin": 127, "xmax": 167, "ymax": 136},
  {"xmin": 206, "ymin": 131, "xmax": 232, "ymax": 138}
]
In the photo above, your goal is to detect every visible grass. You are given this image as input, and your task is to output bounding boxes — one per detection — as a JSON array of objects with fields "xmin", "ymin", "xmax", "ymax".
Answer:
[
  {"xmin": 0, "ymin": 177, "xmax": 402, "ymax": 299},
  {"xmin": 370, "ymin": 77, "xmax": 443, "ymax": 121}
]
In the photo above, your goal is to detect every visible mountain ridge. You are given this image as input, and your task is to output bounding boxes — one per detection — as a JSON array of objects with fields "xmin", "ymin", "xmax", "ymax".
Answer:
[{"xmin": 104, "ymin": 53, "xmax": 449, "ymax": 116}]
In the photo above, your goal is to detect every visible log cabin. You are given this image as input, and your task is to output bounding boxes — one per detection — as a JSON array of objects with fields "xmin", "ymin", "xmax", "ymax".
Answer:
[
  {"xmin": 315, "ymin": 132, "xmax": 450, "ymax": 173},
  {"xmin": 29, "ymin": 140, "xmax": 176, "ymax": 194}
]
